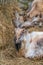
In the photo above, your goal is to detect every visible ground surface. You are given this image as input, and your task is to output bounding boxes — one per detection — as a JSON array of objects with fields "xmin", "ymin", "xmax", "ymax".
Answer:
[
  {"xmin": 0, "ymin": 46, "xmax": 43, "ymax": 65},
  {"xmin": 0, "ymin": 44, "xmax": 43, "ymax": 65}
]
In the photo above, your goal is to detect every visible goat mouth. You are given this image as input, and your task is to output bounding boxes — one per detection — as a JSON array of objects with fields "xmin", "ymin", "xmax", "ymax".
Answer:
[{"xmin": 15, "ymin": 41, "xmax": 21, "ymax": 52}]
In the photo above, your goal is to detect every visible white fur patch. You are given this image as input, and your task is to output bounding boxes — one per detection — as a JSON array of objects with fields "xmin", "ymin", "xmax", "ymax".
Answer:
[{"xmin": 21, "ymin": 32, "xmax": 43, "ymax": 58}]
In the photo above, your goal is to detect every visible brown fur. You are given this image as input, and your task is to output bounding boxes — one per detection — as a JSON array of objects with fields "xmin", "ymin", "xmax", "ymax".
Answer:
[{"xmin": 27, "ymin": 0, "xmax": 43, "ymax": 18}]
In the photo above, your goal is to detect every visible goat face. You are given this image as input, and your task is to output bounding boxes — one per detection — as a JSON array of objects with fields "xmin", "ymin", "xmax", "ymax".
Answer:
[
  {"xmin": 14, "ymin": 28, "xmax": 25, "ymax": 52},
  {"xmin": 14, "ymin": 31, "xmax": 43, "ymax": 59}
]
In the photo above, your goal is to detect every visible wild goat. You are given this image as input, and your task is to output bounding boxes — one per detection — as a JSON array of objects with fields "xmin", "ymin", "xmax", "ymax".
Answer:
[
  {"xmin": 14, "ymin": 28, "xmax": 43, "ymax": 59},
  {"xmin": 12, "ymin": 13, "xmax": 43, "ymax": 59}
]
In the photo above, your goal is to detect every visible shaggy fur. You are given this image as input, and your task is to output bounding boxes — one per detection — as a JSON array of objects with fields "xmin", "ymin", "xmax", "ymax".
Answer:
[{"xmin": 15, "ymin": 30, "xmax": 43, "ymax": 59}]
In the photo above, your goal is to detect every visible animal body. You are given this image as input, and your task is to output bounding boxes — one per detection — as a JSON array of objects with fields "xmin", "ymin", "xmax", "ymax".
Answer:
[
  {"xmin": 12, "ymin": 0, "xmax": 43, "ymax": 59},
  {"xmin": 14, "ymin": 30, "xmax": 43, "ymax": 59}
]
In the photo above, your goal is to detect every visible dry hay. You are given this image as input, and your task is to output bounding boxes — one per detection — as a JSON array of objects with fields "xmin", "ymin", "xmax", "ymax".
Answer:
[{"xmin": 0, "ymin": 0, "xmax": 43, "ymax": 65}]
